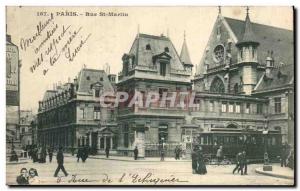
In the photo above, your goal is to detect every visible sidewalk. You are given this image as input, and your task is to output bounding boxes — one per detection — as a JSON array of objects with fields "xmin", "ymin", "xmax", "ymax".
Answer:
[
  {"xmin": 255, "ymin": 164, "xmax": 294, "ymax": 180},
  {"xmin": 65, "ymin": 153, "xmax": 191, "ymax": 162}
]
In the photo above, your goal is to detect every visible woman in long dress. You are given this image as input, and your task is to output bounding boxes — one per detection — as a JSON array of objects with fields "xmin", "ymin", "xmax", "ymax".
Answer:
[
  {"xmin": 196, "ymin": 147, "xmax": 207, "ymax": 175},
  {"xmin": 191, "ymin": 147, "xmax": 198, "ymax": 174}
]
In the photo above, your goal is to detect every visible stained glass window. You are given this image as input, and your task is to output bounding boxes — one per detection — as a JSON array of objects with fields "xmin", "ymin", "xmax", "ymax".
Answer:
[{"xmin": 210, "ymin": 77, "xmax": 225, "ymax": 93}]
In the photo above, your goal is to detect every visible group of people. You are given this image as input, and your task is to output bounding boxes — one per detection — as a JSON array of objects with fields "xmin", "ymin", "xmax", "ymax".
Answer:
[
  {"xmin": 191, "ymin": 145, "xmax": 249, "ymax": 176},
  {"xmin": 16, "ymin": 168, "xmax": 40, "ymax": 185},
  {"xmin": 26, "ymin": 145, "xmax": 54, "ymax": 163},
  {"xmin": 281, "ymin": 142, "xmax": 294, "ymax": 169},
  {"xmin": 232, "ymin": 151, "xmax": 248, "ymax": 175}
]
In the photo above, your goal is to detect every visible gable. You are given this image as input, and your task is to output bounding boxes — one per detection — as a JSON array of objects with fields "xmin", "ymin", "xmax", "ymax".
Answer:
[{"xmin": 197, "ymin": 16, "xmax": 238, "ymax": 75}]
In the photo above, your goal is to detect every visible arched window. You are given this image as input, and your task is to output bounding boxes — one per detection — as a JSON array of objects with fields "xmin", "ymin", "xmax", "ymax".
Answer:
[
  {"xmin": 210, "ymin": 77, "xmax": 225, "ymax": 93},
  {"xmin": 227, "ymin": 124, "xmax": 238, "ymax": 129}
]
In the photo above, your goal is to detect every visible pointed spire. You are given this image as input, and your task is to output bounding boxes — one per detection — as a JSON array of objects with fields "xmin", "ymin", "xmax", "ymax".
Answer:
[
  {"xmin": 180, "ymin": 31, "xmax": 193, "ymax": 66},
  {"xmin": 218, "ymin": 6, "xmax": 222, "ymax": 15},
  {"xmin": 236, "ymin": 6, "xmax": 259, "ymax": 46}
]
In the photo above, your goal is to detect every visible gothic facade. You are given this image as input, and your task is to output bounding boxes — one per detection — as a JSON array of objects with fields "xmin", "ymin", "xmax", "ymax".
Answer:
[{"xmin": 192, "ymin": 10, "xmax": 294, "ymax": 149}]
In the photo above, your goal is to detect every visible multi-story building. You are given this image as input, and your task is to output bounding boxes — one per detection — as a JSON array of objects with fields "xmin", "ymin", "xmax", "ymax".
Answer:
[
  {"xmin": 19, "ymin": 110, "xmax": 35, "ymax": 147},
  {"xmin": 37, "ymin": 68, "xmax": 117, "ymax": 153},
  {"xmin": 6, "ymin": 33, "xmax": 21, "ymax": 147},
  {"xmin": 117, "ymin": 33, "xmax": 193, "ymax": 158}
]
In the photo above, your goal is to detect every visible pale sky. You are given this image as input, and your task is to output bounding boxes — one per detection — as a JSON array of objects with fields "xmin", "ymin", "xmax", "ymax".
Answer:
[{"xmin": 6, "ymin": 6, "xmax": 293, "ymax": 112}]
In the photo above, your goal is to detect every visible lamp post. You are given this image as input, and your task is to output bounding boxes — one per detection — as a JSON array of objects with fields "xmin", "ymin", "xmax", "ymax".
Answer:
[
  {"xmin": 161, "ymin": 137, "xmax": 165, "ymax": 161},
  {"xmin": 263, "ymin": 117, "xmax": 272, "ymax": 171}
]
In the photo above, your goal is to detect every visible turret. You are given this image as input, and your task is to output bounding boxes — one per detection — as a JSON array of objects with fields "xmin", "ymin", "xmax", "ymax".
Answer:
[
  {"xmin": 236, "ymin": 7, "xmax": 259, "ymax": 95},
  {"xmin": 180, "ymin": 31, "xmax": 193, "ymax": 73}
]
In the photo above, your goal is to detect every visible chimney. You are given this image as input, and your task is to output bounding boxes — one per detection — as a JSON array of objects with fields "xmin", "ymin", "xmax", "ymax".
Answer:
[{"xmin": 265, "ymin": 50, "xmax": 274, "ymax": 78}]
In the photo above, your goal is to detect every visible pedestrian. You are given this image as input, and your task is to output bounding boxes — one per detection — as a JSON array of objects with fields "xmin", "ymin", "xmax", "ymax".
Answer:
[
  {"xmin": 232, "ymin": 152, "xmax": 243, "ymax": 174},
  {"xmin": 133, "ymin": 146, "xmax": 138, "ymax": 160},
  {"xmin": 216, "ymin": 146, "xmax": 223, "ymax": 165},
  {"xmin": 40, "ymin": 147, "xmax": 47, "ymax": 163},
  {"xmin": 240, "ymin": 151, "xmax": 248, "ymax": 175},
  {"xmin": 77, "ymin": 147, "xmax": 82, "ymax": 162},
  {"xmin": 54, "ymin": 147, "xmax": 68, "ymax": 177},
  {"xmin": 82, "ymin": 146, "xmax": 89, "ymax": 162},
  {"xmin": 191, "ymin": 147, "xmax": 198, "ymax": 174},
  {"xmin": 16, "ymin": 168, "xmax": 29, "ymax": 185},
  {"xmin": 32, "ymin": 146, "xmax": 38, "ymax": 163},
  {"xmin": 28, "ymin": 146, "xmax": 33, "ymax": 159},
  {"xmin": 175, "ymin": 146, "xmax": 180, "ymax": 160},
  {"xmin": 196, "ymin": 147, "xmax": 207, "ymax": 175},
  {"xmin": 105, "ymin": 147, "xmax": 110, "ymax": 158},
  {"xmin": 71, "ymin": 147, "xmax": 75, "ymax": 156},
  {"xmin": 287, "ymin": 149, "xmax": 294, "ymax": 170},
  {"xmin": 48, "ymin": 147, "xmax": 53, "ymax": 163},
  {"xmin": 281, "ymin": 142, "xmax": 289, "ymax": 167}
]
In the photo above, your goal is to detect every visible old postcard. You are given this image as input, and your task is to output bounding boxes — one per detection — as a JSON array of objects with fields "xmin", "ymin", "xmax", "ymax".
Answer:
[{"xmin": 6, "ymin": 6, "xmax": 295, "ymax": 186}]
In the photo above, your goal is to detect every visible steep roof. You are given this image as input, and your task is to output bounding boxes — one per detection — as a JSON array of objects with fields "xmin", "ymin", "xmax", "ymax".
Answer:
[
  {"xmin": 77, "ymin": 68, "xmax": 114, "ymax": 93},
  {"xmin": 254, "ymin": 64, "xmax": 294, "ymax": 92},
  {"xmin": 224, "ymin": 17, "xmax": 293, "ymax": 67},
  {"xmin": 180, "ymin": 37, "xmax": 193, "ymax": 66},
  {"xmin": 128, "ymin": 33, "xmax": 185, "ymax": 70},
  {"xmin": 236, "ymin": 13, "xmax": 259, "ymax": 46}
]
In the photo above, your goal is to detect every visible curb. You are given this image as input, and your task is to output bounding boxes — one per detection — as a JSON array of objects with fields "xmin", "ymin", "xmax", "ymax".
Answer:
[
  {"xmin": 89, "ymin": 156, "xmax": 191, "ymax": 162},
  {"xmin": 7, "ymin": 161, "xmax": 28, "ymax": 165},
  {"xmin": 255, "ymin": 168, "xmax": 294, "ymax": 180},
  {"xmin": 65, "ymin": 154, "xmax": 191, "ymax": 162}
]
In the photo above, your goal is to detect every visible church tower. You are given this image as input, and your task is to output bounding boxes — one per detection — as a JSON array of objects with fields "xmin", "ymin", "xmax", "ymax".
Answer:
[{"xmin": 236, "ymin": 7, "xmax": 259, "ymax": 95}]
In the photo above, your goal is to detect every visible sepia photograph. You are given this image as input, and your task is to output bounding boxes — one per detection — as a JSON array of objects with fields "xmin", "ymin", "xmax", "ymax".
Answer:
[{"xmin": 5, "ymin": 6, "xmax": 295, "ymax": 186}]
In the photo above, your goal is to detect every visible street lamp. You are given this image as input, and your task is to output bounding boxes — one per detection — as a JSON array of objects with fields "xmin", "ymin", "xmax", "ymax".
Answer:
[
  {"xmin": 161, "ymin": 137, "xmax": 165, "ymax": 161},
  {"xmin": 262, "ymin": 129, "xmax": 272, "ymax": 171}
]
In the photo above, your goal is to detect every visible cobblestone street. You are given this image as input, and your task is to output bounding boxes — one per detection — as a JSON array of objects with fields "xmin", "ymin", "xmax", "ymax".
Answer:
[{"xmin": 6, "ymin": 156, "xmax": 294, "ymax": 185}]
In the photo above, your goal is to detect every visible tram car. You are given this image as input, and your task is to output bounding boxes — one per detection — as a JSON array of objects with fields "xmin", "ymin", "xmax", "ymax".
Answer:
[{"xmin": 194, "ymin": 127, "xmax": 282, "ymax": 162}]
